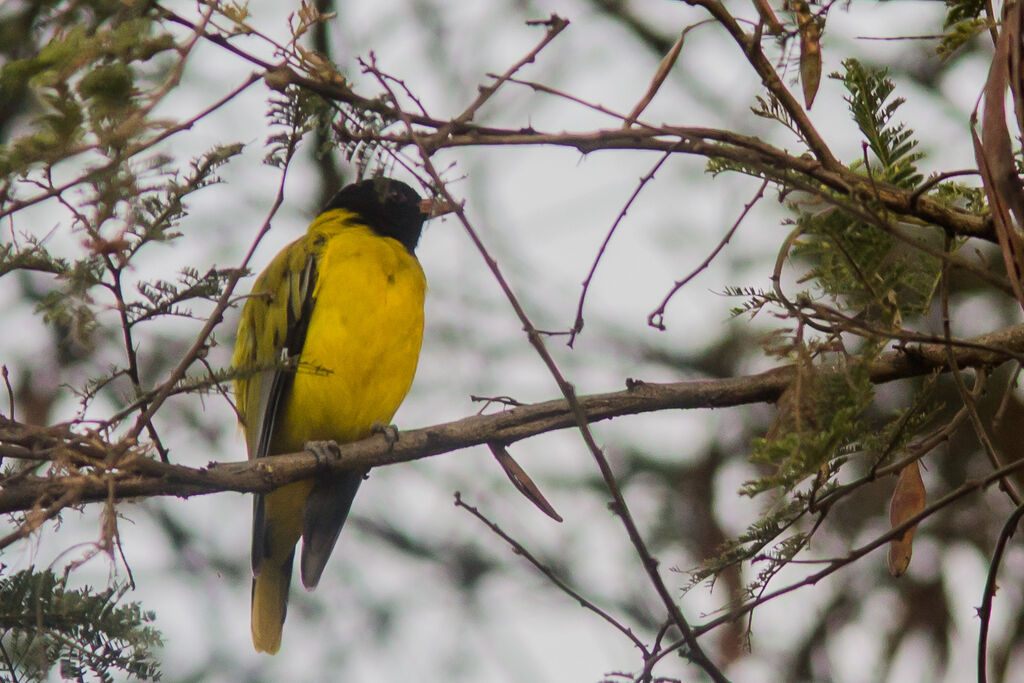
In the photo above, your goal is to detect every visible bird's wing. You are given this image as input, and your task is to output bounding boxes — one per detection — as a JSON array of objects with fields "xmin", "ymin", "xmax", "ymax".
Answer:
[
  {"xmin": 235, "ymin": 239, "xmax": 318, "ymax": 574},
  {"xmin": 252, "ymin": 251, "xmax": 317, "ymax": 461}
]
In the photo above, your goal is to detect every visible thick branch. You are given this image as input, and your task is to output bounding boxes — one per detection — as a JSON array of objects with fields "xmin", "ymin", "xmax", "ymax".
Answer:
[
  {"xmin": 160, "ymin": 9, "xmax": 991, "ymax": 243},
  {"xmin": 403, "ymin": 126, "xmax": 992, "ymax": 242},
  {"xmin": 3, "ymin": 323, "xmax": 1024, "ymax": 515}
]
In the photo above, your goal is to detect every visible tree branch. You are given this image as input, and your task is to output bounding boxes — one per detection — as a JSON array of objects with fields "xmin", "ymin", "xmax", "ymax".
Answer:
[{"xmin": 4, "ymin": 322, "xmax": 1024, "ymax": 515}]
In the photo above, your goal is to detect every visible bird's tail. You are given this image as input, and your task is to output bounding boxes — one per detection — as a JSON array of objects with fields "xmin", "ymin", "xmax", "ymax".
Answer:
[
  {"xmin": 251, "ymin": 550, "xmax": 294, "ymax": 654},
  {"xmin": 300, "ymin": 471, "xmax": 364, "ymax": 588}
]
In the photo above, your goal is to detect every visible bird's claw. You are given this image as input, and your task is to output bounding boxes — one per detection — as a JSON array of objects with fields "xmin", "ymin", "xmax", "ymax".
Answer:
[
  {"xmin": 305, "ymin": 440, "xmax": 341, "ymax": 470},
  {"xmin": 371, "ymin": 421, "xmax": 400, "ymax": 448}
]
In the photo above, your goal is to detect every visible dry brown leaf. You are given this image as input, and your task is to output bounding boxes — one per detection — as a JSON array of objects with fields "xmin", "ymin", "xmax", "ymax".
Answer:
[
  {"xmin": 982, "ymin": 10, "xmax": 1024, "ymax": 227},
  {"xmin": 489, "ymin": 443, "xmax": 563, "ymax": 522},
  {"xmin": 975, "ymin": 3, "xmax": 1024, "ymax": 310},
  {"xmin": 296, "ymin": 45, "xmax": 346, "ymax": 85},
  {"xmin": 623, "ymin": 31, "xmax": 685, "ymax": 127},
  {"xmin": 793, "ymin": 1, "xmax": 821, "ymax": 109},
  {"xmin": 887, "ymin": 460, "xmax": 926, "ymax": 577},
  {"xmin": 972, "ymin": 126, "xmax": 1024, "ymax": 307},
  {"xmin": 1006, "ymin": 4, "xmax": 1024, "ymax": 140}
]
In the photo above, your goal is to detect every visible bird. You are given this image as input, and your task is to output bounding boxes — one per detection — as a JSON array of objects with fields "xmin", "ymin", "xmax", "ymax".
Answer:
[{"xmin": 233, "ymin": 178, "xmax": 434, "ymax": 654}]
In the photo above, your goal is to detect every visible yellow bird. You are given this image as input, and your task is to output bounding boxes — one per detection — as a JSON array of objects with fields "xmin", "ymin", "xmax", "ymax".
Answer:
[{"xmin": 233, "ymin": 178, "xmax": 434, "ymax": 654}]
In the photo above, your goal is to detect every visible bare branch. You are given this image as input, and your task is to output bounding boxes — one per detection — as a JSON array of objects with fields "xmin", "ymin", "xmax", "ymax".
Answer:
[{"xmin": 4, "ymin": 322, "xmax": 1024, "ymax": 515}]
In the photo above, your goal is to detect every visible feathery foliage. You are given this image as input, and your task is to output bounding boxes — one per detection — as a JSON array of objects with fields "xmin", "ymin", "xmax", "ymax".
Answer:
[
  {"xmin": 836, "ymin": 59, "xmax": 923, "ymax": 188},
  {"xmin": 0, "ymin": 568, "xmax": 161, "ymax": 682},
  {"xmin": 790, "ymin": 60, "xmax": 938, "ymax": 327}
]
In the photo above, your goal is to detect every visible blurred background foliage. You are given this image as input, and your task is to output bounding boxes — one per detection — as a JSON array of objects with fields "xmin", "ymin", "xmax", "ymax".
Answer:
[{"xmin": 1, "ymin": 1, "xmax": 1022, "ymax": 682}]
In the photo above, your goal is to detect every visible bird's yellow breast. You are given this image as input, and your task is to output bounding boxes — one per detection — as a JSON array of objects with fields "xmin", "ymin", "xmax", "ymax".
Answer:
[
  {"xmin": 234, "ymin": 212, "xmax": 427, "ymax": 457},
  {"xmin": 272, "ymin": 221, "xmax": 426, "ymax": 453}
]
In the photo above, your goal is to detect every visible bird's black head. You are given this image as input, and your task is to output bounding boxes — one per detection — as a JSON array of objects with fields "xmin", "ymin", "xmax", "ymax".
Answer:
[{"xmin": 322, "ymin": 178, "xmax": 427, "ymax": 253}]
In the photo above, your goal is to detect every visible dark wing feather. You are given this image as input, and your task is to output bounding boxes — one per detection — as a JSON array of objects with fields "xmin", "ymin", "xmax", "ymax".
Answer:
[{"xmin": 250, "ymin": 253, "xmax": 318, "ymax": 575}]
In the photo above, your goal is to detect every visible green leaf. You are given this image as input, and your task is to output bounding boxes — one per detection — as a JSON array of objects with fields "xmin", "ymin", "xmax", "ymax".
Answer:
[
  {"xmin": 944, "ymin": 0, "xmax": 987, "ymax": 26},
  {"xmin": 832, "ymin": 58, "xmax": 923, "ymax": 189}
]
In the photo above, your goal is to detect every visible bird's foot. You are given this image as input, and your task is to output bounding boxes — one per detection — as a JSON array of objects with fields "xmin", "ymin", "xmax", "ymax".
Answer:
[
  {"xmin": 305, "ymin": 440, "xmax": 341, "ymax": 471},
  {"xmin": 371, "ymin": 421, "xmax": 400, "ymax": 449}
]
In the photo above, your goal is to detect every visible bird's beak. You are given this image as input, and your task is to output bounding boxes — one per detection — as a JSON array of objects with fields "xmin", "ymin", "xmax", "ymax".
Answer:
[{"xmin": 420, "ymin": 197, "xmax": 457, "ymax": 219}]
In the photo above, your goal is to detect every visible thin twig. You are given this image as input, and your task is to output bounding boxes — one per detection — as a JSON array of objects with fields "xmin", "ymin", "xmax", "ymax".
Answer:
[
  {"xmin": 940, "ymin": 234, "xmax": 1021, "ymax": 504},
  {"xmin": 977, "ymin": 501, "xmax": 1024, "ymax": 683},
  {"xmin": 159, "ymin": 7, "xmax": 993, "ymax": 248},
  {"xmin": 648, "ymin": 178, "xmax": 768, "ymax": 330},
  {"xmin": 454, "ymin": 492, "xmax": 646, "ymax": 652},
  {"xmin": 0, "ymin": 73, "xmax": 260, "ymax": 221},
  {"xmin": 126, "ymin": 130, "xmax": 301, "ymax": 445},
  {"xmin": 570, "ymin": 150, "xmax": 673, "ymax": 346},
  {"xmin": 389, "ymin": 123, "xmax": 991, "ymax": 243},
  {"xmin": 908, "ymin": 169, "xmax": 981, "ymax": 208},
  {"xmin": 2, "ymin": 365, "xmax": 14, "ymax": 422},
  {"xmin": 684, "ymin": 0, "xmax": 838, "ymax": 168},
  {"xmin": 644, "ymin": 454, "xmax": 1024, "ymax": 676},
  {"xmin": 429, "ymin": 15, "xmax": 569, "ymax": 146},
  {"xmin": 0, "ymin": 640, "xmax": 18, "ymax": 683},
  {"xmin": 350, "ymin": 51, "xmax": 731, "ymax": 683},
  {"xmin": 0, "ymin": 487, "xmax": 83, "ymax": 551}
]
